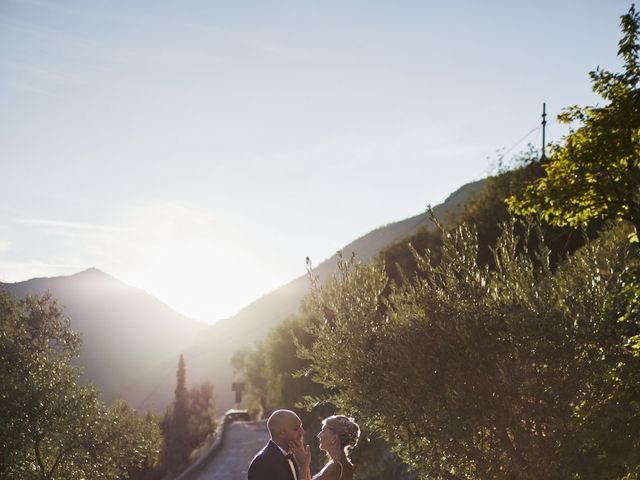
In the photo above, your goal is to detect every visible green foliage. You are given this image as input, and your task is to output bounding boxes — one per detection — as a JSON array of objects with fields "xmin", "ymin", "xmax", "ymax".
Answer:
[
  {"xmin": 164, "ymin": 354, "xmax": 189, "ymax": 472},
  {"xmin": 186, "ymin": 382, "xmax": 217, "ymax": 451},
  {"xmin": 233, "ymin": 12, "xmax": 640, "ymax": 478},
  {"xmin": 159, "ymin": 356, "xmax": 217, "ymax": 476},
  {"xmin": 569, "ymin": 242, "xmax": 640, "ymax": 480},
  {"xmin": 232, "ymin": 315, "xmax": 330, "ymax": 473},
  {"xmin": 231, "ymin": 345, "xmax": 270, "ymax": 417},
  {"xmin": 302, "ymin": 221, "xmax": 640, "ymax": 480},
  {"xmin": 461, "ymin": 147, "xmax": 607, "ymax": 269},
  {"xmin": 232, "ymin": 314, "xmax": 414, "ymax": 480},
  {"xmin": 232, "ymin": 315, "xmax": 323, "ymax": 417},
  {"xmin": 509, "ymin": 6, "xmax": 640, "ymax": 237},
  {"xmin": 0, "ymin": 289, "xmax": 162, "ymax": 480},
  {"xmin": 381, "ymin": 226, "xmax": 443, "ymax": 284},
  {"xmin": 382, "ymin": 146, "xmax": 603, "ymax": 292}
]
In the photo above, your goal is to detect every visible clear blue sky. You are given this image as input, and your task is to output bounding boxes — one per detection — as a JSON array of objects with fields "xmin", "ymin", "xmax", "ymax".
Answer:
[{"xmin": 0, "ymin": 0, "xmax": 632, "ymax": 322}]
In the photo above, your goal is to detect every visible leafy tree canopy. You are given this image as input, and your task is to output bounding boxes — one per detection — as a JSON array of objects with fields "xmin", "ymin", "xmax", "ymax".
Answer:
[
  {"xmin": 158, "ymin": 356, "xmax": 218, "ymax": 477},
  {"xmin": 232, "ymin": 314, "xmax": 414, "ymax": 480},
  {"xmin": 0, "ymin": 289, "xmax": 161, "ymax": 480},
  {"xmin": 302, "ymin": 219, "xmax": 640, "ymax": 480},
  {"xmin": 509, "ymin": 6, "xmax": 640, "ymax": 241}
]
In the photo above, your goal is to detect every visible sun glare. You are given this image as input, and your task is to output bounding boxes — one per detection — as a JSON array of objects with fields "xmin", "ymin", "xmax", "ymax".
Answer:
[{"xmin": 112, "ymin": 201, "xmax": 279, "ymax": 323}]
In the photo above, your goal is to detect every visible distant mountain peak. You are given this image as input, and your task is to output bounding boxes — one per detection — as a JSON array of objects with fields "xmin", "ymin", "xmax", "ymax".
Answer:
[
  {"xmin": 2, "ymin": 266, "xmax": 207, "ymax": 409},
  {"xmin": 72, "ymin": 267, "xmax": 110, "ymax": 279}
]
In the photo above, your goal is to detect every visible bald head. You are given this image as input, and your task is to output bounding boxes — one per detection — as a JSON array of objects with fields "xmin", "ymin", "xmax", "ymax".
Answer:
[
  {"xmin": 267, "ymin": 409, "xmax": 304, "ymax": 451},
  {"xmin": 267, "ymin": 409, "xmax": 300, "ymax": 436}
]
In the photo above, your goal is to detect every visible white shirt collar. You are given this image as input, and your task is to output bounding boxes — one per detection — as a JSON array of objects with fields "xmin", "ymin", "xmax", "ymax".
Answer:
[
  {"xmin": 271, "ymin": 440, "xmax": 290, "ymax": 457},
  {"xmin": 272, "ymin": 440, "xmax": 297, "ymax": 480}
]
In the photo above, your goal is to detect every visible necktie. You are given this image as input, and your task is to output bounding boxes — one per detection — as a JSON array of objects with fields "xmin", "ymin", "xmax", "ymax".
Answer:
[{"xmin": 285, "ymin": 453, "xmax": 297, "ymax": 480}]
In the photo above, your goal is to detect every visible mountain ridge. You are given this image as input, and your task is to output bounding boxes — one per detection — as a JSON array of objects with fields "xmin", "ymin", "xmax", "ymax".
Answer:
[
  {"xmin": 122, "ymin": 178, "xmax": 485, "ymax": 412},
  {"xmin": 2, "ymin": 267, "xmax": 207, "ymax": 404},
  {"xmin": 2, "ymin": 178, "xmax": 485, "ymax": 412}
]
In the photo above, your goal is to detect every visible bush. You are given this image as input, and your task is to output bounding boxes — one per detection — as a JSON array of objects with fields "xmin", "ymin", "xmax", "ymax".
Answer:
[{"xmin": 302, "ymin": 219, "xmax": 640, "ymax": 479}]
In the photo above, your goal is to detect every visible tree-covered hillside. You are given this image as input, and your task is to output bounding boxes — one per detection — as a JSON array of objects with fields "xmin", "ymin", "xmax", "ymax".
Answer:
[{"xmin": 233, "ymin": 6, "xmax": 640, "ymax": 479}]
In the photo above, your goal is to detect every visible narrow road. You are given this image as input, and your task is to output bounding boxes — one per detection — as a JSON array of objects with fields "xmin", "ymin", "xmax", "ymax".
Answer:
[{"xmin": 192, "ymin": 421, "xmax": 269, "ymax": 480}]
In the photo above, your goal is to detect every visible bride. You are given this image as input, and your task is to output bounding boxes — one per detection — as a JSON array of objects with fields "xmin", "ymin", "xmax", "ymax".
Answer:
[{"xmin": 291, "ymin": 415, "xmax": 360, "ymax": 480}]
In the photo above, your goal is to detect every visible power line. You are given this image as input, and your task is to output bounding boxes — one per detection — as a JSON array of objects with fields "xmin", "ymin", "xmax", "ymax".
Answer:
[{"xmin": 498, "ymin": 124, "xmax": 541, "ymax": 162}]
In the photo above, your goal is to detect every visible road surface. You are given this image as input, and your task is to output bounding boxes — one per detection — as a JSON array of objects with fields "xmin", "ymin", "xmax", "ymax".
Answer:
[{"xmin": 191, "ymin": 420, "xmax": 269, "ymax": 480}]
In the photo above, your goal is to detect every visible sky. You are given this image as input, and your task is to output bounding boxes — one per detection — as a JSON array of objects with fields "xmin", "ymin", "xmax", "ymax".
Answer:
[{"xmin": 0, "ymin": 0, "xmax": 633, "ymax": 323}]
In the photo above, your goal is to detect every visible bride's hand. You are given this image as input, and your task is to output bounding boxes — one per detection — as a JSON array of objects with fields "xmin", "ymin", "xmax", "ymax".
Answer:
[{"xmin": 289, "ymin": 438, "xmax": 311, "ymax": 470}]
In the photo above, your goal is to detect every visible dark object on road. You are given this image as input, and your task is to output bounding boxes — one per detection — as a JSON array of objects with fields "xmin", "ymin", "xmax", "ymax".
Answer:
[{"xmin": 225, "ymin": 409, "xmax": 250, "ymax": 422}]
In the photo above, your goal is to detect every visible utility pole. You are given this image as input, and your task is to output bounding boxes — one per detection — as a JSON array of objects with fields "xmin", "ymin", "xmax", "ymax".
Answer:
[{"xmin": 541, "ymin": 102, "xmax": 547, "ymax": 160}]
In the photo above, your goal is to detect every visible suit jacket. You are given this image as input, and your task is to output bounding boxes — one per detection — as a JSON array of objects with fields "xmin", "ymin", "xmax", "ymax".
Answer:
[{"xmin": 248, "ymin": 440, "xmax": 299, "ymax": 480}]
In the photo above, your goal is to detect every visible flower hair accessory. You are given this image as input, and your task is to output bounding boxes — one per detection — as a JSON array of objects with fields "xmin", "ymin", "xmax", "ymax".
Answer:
[{"xmin": 324, "ymin": 415, "xmax": 361, "ymax": 449}]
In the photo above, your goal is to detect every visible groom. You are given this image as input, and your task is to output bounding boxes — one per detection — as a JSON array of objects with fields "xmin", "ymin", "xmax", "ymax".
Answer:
[{"xmin": 248, "ymin": 409, "xmax": 304, "ymax": 480}]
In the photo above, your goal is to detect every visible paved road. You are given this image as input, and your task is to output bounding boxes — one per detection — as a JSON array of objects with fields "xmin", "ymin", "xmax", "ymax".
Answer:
[{"xmin": 192, "ymin": 421, "xmax": 269, "ymax": 480}]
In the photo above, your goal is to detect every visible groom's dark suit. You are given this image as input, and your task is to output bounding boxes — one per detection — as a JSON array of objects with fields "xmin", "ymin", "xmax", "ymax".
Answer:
[{"xmin": 248, "ymin": 440, "xmax": 299, "ymax": 480}]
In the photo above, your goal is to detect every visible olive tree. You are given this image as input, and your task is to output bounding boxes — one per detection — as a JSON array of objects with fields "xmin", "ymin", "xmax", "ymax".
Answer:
[{"xmin": 302, "ymin": 220, "xmax": 639, "ymax": 479}]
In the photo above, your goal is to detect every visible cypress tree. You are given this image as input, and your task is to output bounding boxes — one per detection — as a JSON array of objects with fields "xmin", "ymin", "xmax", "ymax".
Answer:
[
  {"xmin": 166, "ymin": 354, "xmax": 190, "ymax": 473},
  {"xmin": 174, "ymin": 354, "xmax": 188, "ymax": 434}
]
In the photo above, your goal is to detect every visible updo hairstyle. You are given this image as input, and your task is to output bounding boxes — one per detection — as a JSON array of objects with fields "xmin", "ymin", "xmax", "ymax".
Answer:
[{"xmin": 323, "ymin": 415, "xmax": 360, "ymax": 450}]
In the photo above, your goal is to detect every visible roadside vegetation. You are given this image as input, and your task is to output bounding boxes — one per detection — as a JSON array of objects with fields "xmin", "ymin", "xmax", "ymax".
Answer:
[
  {"xmin": 233, "ymin": 6, "xmax": 640, "ymax": 479},
  {"xmin": 0, "ymin": 289, "xmax": 217, "ymax": 480}
]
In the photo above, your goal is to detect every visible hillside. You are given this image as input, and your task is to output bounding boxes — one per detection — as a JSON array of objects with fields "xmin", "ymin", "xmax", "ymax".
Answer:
[
  {"xmin": 121, "ymin": 179, "xmax": 485, "ymax": 412},
  {"xmin": 2, "ymin": 268, "xmax": 207, "ymax": 404},
  {"xmin": 1, "ymin": 180, "xmax": 483, "ymax": 412}
]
